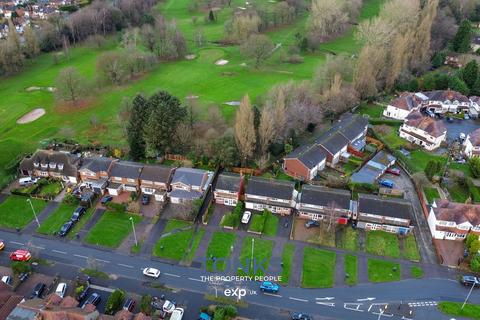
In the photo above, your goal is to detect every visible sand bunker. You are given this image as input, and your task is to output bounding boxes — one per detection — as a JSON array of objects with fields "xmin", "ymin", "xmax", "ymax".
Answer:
[
  {"xmin": 17, "ymin": 108, "xmax": 46, "ymax": 124},
  {"xmin": 215, "ymin": 59, "xmax": 229, "ymax": 65},
  {"xmin": 225, "ymin": 101, "xmax": 241, "ymax": 106},
  {"xmin": 185, "ymin": 54, "xmax": 196, "ymax": 60},
  {"xmin": 26, "ymin": 86, "xmax": 57, "ymax": 92}
]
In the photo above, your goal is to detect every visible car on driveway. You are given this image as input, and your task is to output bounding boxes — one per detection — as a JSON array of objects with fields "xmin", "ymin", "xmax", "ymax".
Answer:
[
  {"xmin": 379, "ymin": 179, "xmax": 394, "ymax": 188},
  {"xmin": 82, "ymin": 292, "xmax": 101, "ymax": 308},
  {"xmin": 291, "ymin": 312, "xmax": 312, "ymax": 320},
  {"xmin": 101, "ymin": 195, "xmax": 113, "ymax": 205},
  {"xmin": 460, "ymin": 275, "xmax": 480, "ymax": 287},
  {"xmin": 143, "ymin": 267, "xmax": 161, "ymax": 278},
  {"xmin": 9, "ymin": 249, "xmax": 31, "ymax": 261},
  {"xmin": 260, "ymin": 281, "xmax": 279, "ymax": 294},
  {"xmin": 0, "ymin": 240, "xmax": 4, "ymax": 250},
  {"xmin": 123, "ymin": 298, "xmax": 136, "ymax": 312},
  {"xmin": 59, "ymin": 221, "xmax": 74, "ymax": 237},
  {"xmin": 162, "ymin": 300, "xmax": 176, "ymax": 313},
  {"xmin": 1, "ymin": 276, "xmax": 12, "ymax": 286},
  {"xmin": 30, "ymin": 282, "xmax": 46, "ymax": 299},
  {"xmin": 55, "ymin": 283, "xmax": 67, "ymax": 298},
  {"xmin": 305, "ymin": 220, "xmax": 320, "ymax": 228},
  {"xmin": 71, "ymin": 206, "xmax": 87, "ymax": 222},
  {"xmin": 241, "ymin": 211, "xmax": 252, "ymax": 224},
  {"xmin": 386, "ymin": 167, "xmax": 401, "ymax": 175},
  {"xmin": 142, "ymin": 194, "xmax": 150, "ymax": 205}
]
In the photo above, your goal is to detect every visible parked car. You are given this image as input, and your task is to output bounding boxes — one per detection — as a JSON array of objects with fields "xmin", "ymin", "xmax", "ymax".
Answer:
[
  {"xmin": 30, "ymin": 283, "xmax": 46, "ymax": 299},
  {"xmin": 151, "ymin": 296, "xmax": 166, "ymax": 310},
  {"xmin": 9, "ymin": 250, "xmax": 31, "ymax": 261},
  {"xmin": 55, "ymin": 283, "xmax": 67, "ymax": 298},
  {"xmin": 123, "ymin": 298, "xmax": 136, "ymax": 312},
  {"xmin": 0, "ymin": 240, "xmax": 4, "ymax": 250},
  {"xmin": 198, "ymin": 312, "xmax": 212, "ymax": 320},
  {"xmin": 162, "ymin": 300, "xmax": 176, "ymax": 313},
  {"xmin": 143, "ymin": 267, "xmax": 161, "ymax": 278},
  {"xmin": 101, "ymin": 195, "xmax": 113, "ymax": 205},
  {"xmin": 291, "ymin": 312, "xmax": 313, "ymax": 320},
  {"xmin": 1, "ymin": 276, "xmax": 12, "ymax": 286},
  {"xmin": 59, "ymin": 221, "xmax": 74, "ymax": 237},
  {"xmin": 82, "ymin": 293, "xmax": 101, "ymax": 308},
  {"xmin": 71, "ymin": 206, "xmax": 87, "ymax": 222},
  {"xmin": 142, "ymin": 194, "xmax": 150, "ymax": 205},
  {"xmin": 260, "ymin": 281, "xmax": 279, "ymax": 294},
  {"xmin": 460, "ymin": 275, "xmax": 480, "ymax": 287},
  {"xmin": 379, "ymin": 179, "xmax": 394, "ymax": 188},
  {"xmin": 305, "ymin": 220, "xmax": 320, "ymax": 228},
  {"xmin": 19, "ymin": 177, "xmax": 38, "ymax": 186},
  {"xmin": 18, "ymin": 272, "xmax": 29, "ymax": 282},
  {"xmin": 386, "ymin": 167, "xmax": 401, "ymax": 175},
  {"xmin": 170, "ymin": 307, "xmax": 184, "ymax": 320},
  {"xmin": 241, "ymin": 211, "xmax": 252, "ymax": 224}
]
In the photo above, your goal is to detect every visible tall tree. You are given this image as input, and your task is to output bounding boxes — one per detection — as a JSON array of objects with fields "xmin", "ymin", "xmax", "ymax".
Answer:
[
  {"xmin": 462, "ymin": 60, "xmax": 478, "ymax": 89},
  {"xmin": 234, "ymin": 95, "xmax": 256, "ymax": 166},
  {"xmin": 308, "ymin": 0, "xmax": 348, "ymax": 41},
  {"xmin": 240, "ymin": 34, "xmax": 274, "ymax": 68},
  {"xmin": 55, "ymin": 67, "xmax": 89, "ymax": 106},
  {"xmin": 127, "ymin": 94, "xmax": 149, "ymax": 160},
  {"xmin": 258, "ymin": 107, "xmax": 276, "ymax": 157},
  {"xmin": 143, "ymin": 91, "xmax": 187, "ymax": 156},
  {"xmin": 453, "ymin": 19, "xmax": 472, "ymax": 53},
  {"xmin": 23, "ymin": 25, "xmax": 39, "ymax": 58}
]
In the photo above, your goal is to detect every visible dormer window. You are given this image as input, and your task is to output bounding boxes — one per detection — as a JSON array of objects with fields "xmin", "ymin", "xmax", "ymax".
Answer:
[
  {"xmin": 41, "ymin": 163, "xmax": 48, "ymax": 169},
  {"xmin": 33, "ymin": 161, "xmax": 39, "ymax": 168},
  {"xmin": 58, "ymin": 163, "xmax": 64, "ymax": 170},
  {"xmin": 49, "ymin": 162, "xmax": 56, "ymax": 169}
]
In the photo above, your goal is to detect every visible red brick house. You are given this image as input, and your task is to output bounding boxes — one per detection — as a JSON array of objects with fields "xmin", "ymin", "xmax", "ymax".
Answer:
[
  {"xmin": 106, "ymin": 161, "xmax": 143, "ymax": 196},
  {"xmin": 79, "ymin": 157, "xmax": 117, "ymax": 194},
  {"xmin": 213, "ymin": 173, "xmax": 244, "ymax": 206},
  {"xmin": 139, "ymin": 164, "xmax": 175, "ymax": 202}
]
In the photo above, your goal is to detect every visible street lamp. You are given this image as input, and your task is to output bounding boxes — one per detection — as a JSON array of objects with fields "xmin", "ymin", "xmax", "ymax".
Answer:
[
  {"xmin": 462, "ymin": 281, "xmax": 476, "ymax": 310},
  {"xmin": 27, "ymin": 198, "xmax": 40, "ymax": 228},
  {"xmin": 250, "ymin": 238, "xmax": 255, "ymax": 274},
  {"xmin": 129, "ymin": 217, "xmax": 138, "ymax": 247}
]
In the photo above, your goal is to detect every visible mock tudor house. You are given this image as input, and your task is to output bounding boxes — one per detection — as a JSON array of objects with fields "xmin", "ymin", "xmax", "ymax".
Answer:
[
  {"xmin": 296, "ymin": 185, "xmax": 352, "ymax": 223},
  {"xmin": 356, "ymin": 194, "xmax": 413, "ymax": 234},
  {"xmin": 106, "ymin": 161, "xmax": 143, "ymax": 196},
  {"xmin": 79, "ymin": 157, "xmax": 116, "ymax": 194},
  {"xmin": 399, "ymin": 111, "xmax": 447, "ymax": 151},
  {"xmin": 283, "ymin": 144, "xmax": 327, "ymax": 181},
  {"xmin": 169, "ymin": 167, "xmax": 214, "ymax": 203},
  {"xmin": 19, "ymin": 149, "xmax": 80, "ymax": 183},
  {"xmin": 214, "ymin": 173, "xmax": 244, "ymax": 206},
  {"xmin": 139, "ymin": 165, "xmax": 175, "ymax": 202},
  {"xmin": 244, "ymin": 177, "xmax": 297, "ymax": 215},
  {"xmin": 427, "ymin": 200, "xmax": 480, "ymax": 240},
  {"xmin": 463, "ymin": 128, "xmax": 480, "ymax": 158}
]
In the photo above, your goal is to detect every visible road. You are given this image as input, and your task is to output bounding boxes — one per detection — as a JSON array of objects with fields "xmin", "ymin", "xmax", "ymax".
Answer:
[{"xmin": 1, "ymin": 230, "xmax": 478, "ymax": 320}]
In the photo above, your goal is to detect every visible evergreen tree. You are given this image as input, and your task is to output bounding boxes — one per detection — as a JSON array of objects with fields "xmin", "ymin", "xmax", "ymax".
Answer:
[
  {"xmin": 453, "ymin": 19, "xmax": 472, "ymax": 53},
  {"xmin": 208, "ymin": 10, "xmax": 215, "ymax": 22},
  {"xmin": 431, "ymin": 52, "xmax": 446, "ymax": 68},
  {"xmin": 471, "ymin": 77, "xmax": 480, "ymax": 96},
  {"xmin": 127, "ymin": 94, "xmax": 149, "ymax": 160},
  {"xmin": 448, "ymin": 76, "xmax": 469, "ymax": 95},
  {"xmin": 462, "ymin": 60, "xmax": 479, "ymax": 89}
]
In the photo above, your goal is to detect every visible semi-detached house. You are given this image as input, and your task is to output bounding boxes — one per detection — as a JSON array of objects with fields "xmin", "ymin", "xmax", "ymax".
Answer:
[
  {"xmin": 296, "ymin": 185, "xmax": 352, "ymax": 222},
  {"xmin": 79, "ymin": 157, "xmax": 116, "ymax": 194},
  {"xmin": 245, "ymin": 177, "xmax": 297, "ymax": 215},
  {"xmin": 139, "ymin": 164, "xmax": 175, "ymax": 202},
  {"xmin": 214, "ymin": 173, "xmax": 243, "ymax": 206}
]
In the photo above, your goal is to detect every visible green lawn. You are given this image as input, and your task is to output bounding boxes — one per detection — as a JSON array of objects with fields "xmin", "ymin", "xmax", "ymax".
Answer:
[
  {"xmin": 402, "ymin": 234, "xmax": 420, "ymax": 262},
  {"xmin": 280, "ymin": 243, "xmax": 295, "ymax": 285},
  {"xmin": 344, "ymin": 254, "xmax": 358, "ymax": 286},
  {"xmin": 405, "ymin": 150, "xmax": 447, "ymax": 173},
  {"xmin": 423, "ymin": 187, "xmax": 440, "ymax": 204},
  {"xmin": 84, "ymin": 211, "xmax": 142, "ymax": 248},
  {"xmin": 411, "ymin": 265, "xmax": 423, "ymax": 279},
  {"xmin": 448, "ymin": 163, "xmax": 472, "ymax": 177},
  {"xmin": 248, "ymin": 213, "xmax": 266, "ymax": 233},
  {"xmin": 0, "ymin": 196, "xmax": 48, "ymax": 229},
  {"xmin": 337, "ymin": 227, "xmax": 359, "ymax": 251},
  {"xmin": 206, "ymin": 231, "xmax": 236, "ymax": 272},
  {"xmin": 355, "ymin": 103, "xmax": 384, "ymax": 118},
  {"xmin": 367, "ymin": 259, "xmax": 401, "ymax": 282},
  {"xmin": 152, "ymin": 220, "xmax": 197, "ymax": 261},
  {"xmin": 67, "ymin": 206, "xmax": 95, "ymax": 239},
  {"xmin": 301, "ymin": 247, "xmax": 336, "ymax": 288},
  {"xmin": 438, "ymin": 302, "xmax": 480, "ymax": 319},
  {"xmin": 37, "ymin": 181, "xmax": 63, "ymax": 198},
  {"xmin": 448, "ymin": 183, "xmax": 470, "ymax": 203},
  {"xmin": 37, "ymin": 203, "xmax": 75, "ymax": 235},
  {"xmin": 263, "ymin": 213, "xmax": 279, "ymax": 237},
  {"xmin": 238, "ymin": 236, "xmax": 274, "ymax": 276},
  {"xmin": 366, "ymin": 231, "xmax": 400, "ymax": 258}
]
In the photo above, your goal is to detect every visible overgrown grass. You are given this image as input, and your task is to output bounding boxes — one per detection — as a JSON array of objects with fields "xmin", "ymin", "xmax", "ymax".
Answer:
[
  {"xmin": 205, "ymin": 231, "xmax": 236, "ymax": 272},
  {"xmin": 367, "ymin": 259, "xmax": 401, "ymax": 282},
  {"xmin": 337, "ymin": 227, "xmax": 359, "ymax": 251},
  {"xmin": 301, "ymin": 247, "xmax": 336, "ymax": 288},
  {"xmin": 238, "ymin": 236, "xmax": 274, "ymax": 276},
  {"xmin": 0, "ymin": 196, "xmax": 48, "ymax": 229},
  {"xmin": 366, "ymin": 231, "xmax": 400, "ymax": 258},
  {"xmin": 438, "ymin": 302, "xmax": 480, "ymax": 319},
  {"xmin": 280, "ymin": 243, "xmax": 295, "ymax": 285}
]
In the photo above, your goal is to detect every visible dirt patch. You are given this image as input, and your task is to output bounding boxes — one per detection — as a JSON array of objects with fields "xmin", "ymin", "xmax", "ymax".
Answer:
[
  {"xmin": 215, "ymin": 59, "xmax": 229, "ymax": 65},
  {"xmin": 55, "ymin": 98, "xmax": 97, "ymax": 114},
  {"xmin": 17, "ymin": 108, "xmax": 46, "ymax": 124}
]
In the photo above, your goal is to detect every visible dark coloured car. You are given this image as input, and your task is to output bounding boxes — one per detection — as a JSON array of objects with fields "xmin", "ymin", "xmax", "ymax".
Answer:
[
  {"xmin": 142, "ymin": 194, "xmax": 150, "ymax": 205},
  {"xmin": 30, "ymin": 282, "xmax": 46, "ymax": 299},
  {"xmin": 291, "ymin": 312, "xmax": 312, "ymax": 320},
  {"xmin": 82, "ymin": 292, "xmax": 101, "ymax": 308},
  {"xmin": 18, "ymin": 272, "xmax": 29, "ymax": 282},
  {"xmin": 101, "ymin": 195, "xmax": 113, "ymax": 205},
  {"xmin": 59, "ymin": 221, "xmax": 74, "ymax": 237},
  {"xmin": 305, "ymin": 220, "xmax": 320, "ymax": 228},
  {"xmin": 71, "ymin": 206, "xmax": 87, "ymax": 222},
  {"xmin": 460, "ymin": 275, "xmax": 480, "ymax": 287},
  {"xmin": 123, "ymin": 298, "xmax": 136, "ymax": 311}
]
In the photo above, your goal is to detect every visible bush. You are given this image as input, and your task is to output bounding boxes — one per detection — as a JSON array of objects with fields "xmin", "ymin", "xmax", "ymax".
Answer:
[
  {"xmin": 63, "ymin": 194, "xmax": 80, "ymax": 205},
  {"xmin": 105, "ymin": 289, "xmax": 125, "ymax": 315},
  {"xmin": 348, "ymin": 181, "xmax": 378, "ymax": 193},
  {"xmin": 106, "ymin": 202, "xmax": 126, "ymax": 212},
  {"xmin": 220, "ymin": 201, "xmax": 243, "ymax": 228},
  {"xmin": 11, "ymin": 261, "xmax": 31, "ymax": 275},
  {"xmin": 469, "ymin": 157, "xmax": 480, "ymax": 178},
  {"xmin": 140, "ymin": 295, "xmax": 152, "ymax": 315},
  {"xmin": 471, "ymin": 255, "xmax": 480, "ymax": 272}
]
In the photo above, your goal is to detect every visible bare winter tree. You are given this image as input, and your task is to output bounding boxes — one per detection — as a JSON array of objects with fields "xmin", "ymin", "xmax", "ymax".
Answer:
[
  {"xmin": 55, "ymin": 67, "xmax": 90, "ymax": 106},
  {"xmin": 307, "ymin": 0, "xmax": 349, "ymax": 42},
  {"xmin": 234, "ymin": 95, "xmax": 256, "ymax": 166},
  {"xmin": 240, "ymin": 34, "xmax": 275, "ymax": 68},
  {"xmin": 258, "ymin": 106, "xmax": 276, "ymax": 157}
]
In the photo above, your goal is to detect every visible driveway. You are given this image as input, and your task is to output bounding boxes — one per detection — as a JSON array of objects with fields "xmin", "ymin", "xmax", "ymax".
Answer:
[{"xmin": 433, "ymin": 239, "xmax": 464, "ymax": 267}]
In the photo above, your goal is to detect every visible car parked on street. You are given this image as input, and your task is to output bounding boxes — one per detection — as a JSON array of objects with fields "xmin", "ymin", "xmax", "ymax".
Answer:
[
  {"xmin": 1, "ymin": 276, "xmax": 12, "ymax": 286},
  {"xmin": 460, "ymin": 275, "xmax": 480, "ymax": 287},
  {"xmin": 59, "ymin": 221, "xmax": 74, "ymax": 237},
  {"xmin": 305, "ymin": 220, "xmax": 320, "ymax": 228},
  {"xmin": 241, "ymin": 211, "xmax": 252, "ymax": 224},
  {"xmin": 30, "ymin": 282, "xmax": 46, "ymax": 299},
  {"xmin": 291, "ymin": 312, "xmax": 313, "ymax": 320},
  {"xmin": 123, "ymin": 298, "xmax": 136, "ymax": 312},
  {"xmin": 9, "ymin": 250, "xmax": 31, "ymax": 261},
  {"xmin": 260, "ymin": 281, "xmax": 279, "ymax": 294},
  {"xmin": 143, "ymin": 267, "xmax": 161, "ymax": 278},
  {"xmin": 55, "ymin": 283, "xmax": 67, "ymax": 298},
  {"xmin": 71, "ymin": 206, "xmax": 87, "ymax": 222},
  {"xmin": 82, "ymin": 292, "xmax": 101, "ymax": 308},
  {"xmin": 0, "ymin": 240, "xmax": 4, "ymax": 250}
]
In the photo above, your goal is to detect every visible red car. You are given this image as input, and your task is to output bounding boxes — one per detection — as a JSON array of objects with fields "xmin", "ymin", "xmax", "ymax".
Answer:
[
  {"xmin": 9, "ymin": 250, "xmax": 32, "ymax": 262},
  {"xmin": 386, "ymin": 167, "xmax": 401, "ymax": 176}
]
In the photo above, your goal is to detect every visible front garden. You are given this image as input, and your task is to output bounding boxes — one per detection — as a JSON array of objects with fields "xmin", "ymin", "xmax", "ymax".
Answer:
[
  {"xmin": 247, "ymin": 209, "xmax": 278, "ymax": 236},
  {"xmin": 238, "ymin": 236, "xmax": 274, "ymax": 277},
  {"xmin": 367, "ymin": 259, "xmax": 401, "ymax": 282},
  {"xmin": 205, "ymin": 231, "xmax": 237, "ymax": 272},
  {"xmin": 0, "ymin": 195, "xmax": 48, "ymax": 229},
  {"xmin": 12, "ymin": 178, "xmax": 63, "ymax": 199},
  {"xmin": 301, "ymin": 247, "xmax": 336, "ymax": 288}
]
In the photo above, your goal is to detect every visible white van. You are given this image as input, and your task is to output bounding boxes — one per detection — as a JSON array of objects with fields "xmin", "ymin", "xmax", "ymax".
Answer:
[
  {"xmin": 55, "ymin": 283, "xmax": 67, "ymax": 298},
  {"xmin": 19, "ymin": 177, "xmax": 37, "ymax": 186},
  {"xmin": 170, "ymin": 308, "xmax": 184, "ymax": 320}
]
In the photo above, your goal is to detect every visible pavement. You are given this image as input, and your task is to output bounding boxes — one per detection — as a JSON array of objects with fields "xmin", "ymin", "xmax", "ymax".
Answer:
[{"xmin": 0, "ymin": 229, "xmax": 478, "ymax": 320}]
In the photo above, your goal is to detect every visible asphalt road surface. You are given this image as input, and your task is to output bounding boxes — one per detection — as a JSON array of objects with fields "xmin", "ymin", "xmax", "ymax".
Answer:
[{"xmin": 1, "ymin": 230, "xmax": 478, "ymax": 320}]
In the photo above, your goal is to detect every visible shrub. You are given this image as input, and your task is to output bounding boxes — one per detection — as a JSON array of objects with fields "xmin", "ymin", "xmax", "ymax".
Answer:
[
  {"xmin": 471, "ymin": 255, "xmax": 480, "ymax": 272},
  {"xmin": 348, "ymin": 181, "xmax": 378, "ymax": 193},
  {"xmin": 127, "ymin": 201, "xmax": 141, "ymax": 214},
  {"xmin": 106, "ymin": 202, "xmax": 126, "ymax": 212},
  {"xmin": 105, "ymin": 289, "xmax": 126, "ymax": 315},
  {"xmin": 11, "ymin": 261, "xmax": 31, "ymax": 275},
  {"xmin": 469, "ymin": 157, "xmax": 480, "ymax": 178},
  {"xmin": 63, "ymin": 194, "xmax": 80, "ymax": 205},
  {"xmin": 140, "ymin": 295, "xmax": 152, "ymax": 315}
]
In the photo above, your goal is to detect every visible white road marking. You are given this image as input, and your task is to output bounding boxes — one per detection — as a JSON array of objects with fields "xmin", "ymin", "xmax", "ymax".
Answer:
[
  {"xmin": 95, "ymin": 258, "xmax": 110, "ymax": 263},
  {"xmin": 315, "ymin": 302, "xmax": 335, "ymax": 307},
  {"xmin": 73, "ymin": 254, "xmax": 88, "ymax": 259},
  {"xmin": 52, "ymin": 250, "xmax": 67, "ymax": 254},
  {"xmin": 357, "ymin": 297, "xmax": 376, "ymax": 302},
  {"xmin": 90, "ymin": 284, "xmax": 114, "ymax": 293},
  {"xmin": 344, "ymin": 303, "xmax": 364, "ymax": 312},
  {"xmin": 316, "ymin": 297, "xmax": 335, "ymax": 301},
  {"xmin": 10, "ymin": 241, "xmax": 25, "ymax": 246},
  {"xmin": 30, "ymin": 245, "xmax": 45, "ymax": 250},
  {"xmin": 164, "ymin": 273, "xmax": 181, "ymax": 278},
  {"xmin": 188, "ymin": 277, "xmax": 204, "ymax": 282},
  {"xmin": 368, "ymin": 303, "xmax": 388, "ymax": 312},
  {"xmin": 117, "ymin": 263, "xmax": 134, "ymax": 269},
  {"xmin": 289, "ymin": 297, "xmax": 308, "ymax": 302},
  {"xmin": 263, "ymin": 293, "xmax": 282, "ymax": 298}
]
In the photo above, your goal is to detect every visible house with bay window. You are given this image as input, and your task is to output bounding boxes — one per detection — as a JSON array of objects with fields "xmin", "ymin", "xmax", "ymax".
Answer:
[
  {"xmin": 427, "ymin": 200, "xmax": 480, "ymax": 240},
  {"xmin": 79, "ymin": 157, "xmax": 116, "ymax": 194},
  {"xmin": 244, "ymin": 177, "xmax": 297, "ymax": 215}
]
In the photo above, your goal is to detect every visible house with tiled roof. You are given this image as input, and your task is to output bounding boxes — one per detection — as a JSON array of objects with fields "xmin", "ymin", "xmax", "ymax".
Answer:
[
  {"xmin": 283, "ymin": 144, "xmax": 327, "ymax": 181},
  {"xmin": 0, "ymin": 282, "xmax": 23, "ymax": 320},
  {"xmin": 106, "ymin": 161, "xmax": 143, "ymax": 196},
  {"xmin": 244, "ymin": 177, "xmax": 297, "ymax": 215},
  {"xmin": 79, "ymin": 157, "xmax": 117, "ymax": 194},
  {"xmin": 350, "ymin": 150, "xmax": 396, "ymax": 185},
  {"xmin": 169, "ymin": 167, "xmax": 213, "ymax": 203},
  {"xmin": 383, "ymin": 92, "xmax": 427, "ymax": 120},
  {"xmin": 399, "ymin": 111, "xmax": 447, "ymax": 150},
  {"xmin": 139, "ymin": 165, "xmax": 175, "ymax": 202},
  {"xmin": 296, "ymin": 185, "xmax": 352, "ymax": 222},
  {"xmin": 422, "ymin": 90, "xmax": 471, "ymax": 115},
  {"xmin": 19, "ymin": 149, "xmax": 81, "ymax": 183},
  {"xmin": 213, "ymin": 173, "xmax": 244, "ymax": 206},
  {"xmin": 463, "ymin": 128, "xmax": 480, "ymax": 158},
  {"xmin": 316, "ymin": 130, "xmax": 350, "ymax": 167},
  {"xmin": 427, "ymin": 200, "xmax": 480, "ymax": 240}
]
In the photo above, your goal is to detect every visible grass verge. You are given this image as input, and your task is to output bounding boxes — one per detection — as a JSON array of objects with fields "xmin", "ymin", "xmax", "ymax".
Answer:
[
  {"xmin": 280, "ymin": 243, "xmax": 295, "ymax": 285},
  {"xmin": 0, "ymin": 196, "xmax": 48, "ymax": 229},
  {"xmin": 301, "ymin": 247, "xmax": 336, "ymax": 288},
  {"xmin": 206, "ymin": 231, "xmax": 236, "ymax": 272},
  {"xmin": 344, "ymin": 254, "xmax": 358, "ymax": 286},
  {"xmin": 438, "ymin": 302, "xmax": 480, "ymax": 319},
  {"xmin": 367, "ymin": 259, "xmax": 401, "ymax": 282},
  {"xmin": 238, "ymin": 236, "xmax": 274, "ymax": 276}
]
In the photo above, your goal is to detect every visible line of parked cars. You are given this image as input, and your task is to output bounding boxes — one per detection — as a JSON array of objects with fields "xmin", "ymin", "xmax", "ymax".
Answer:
[{"xmin": 58, "ymin": 206, "xmax": 87, "ymax": 237}]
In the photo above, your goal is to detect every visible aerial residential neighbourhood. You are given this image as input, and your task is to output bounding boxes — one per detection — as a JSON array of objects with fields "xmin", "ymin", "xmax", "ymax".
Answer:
[{"xmin": 2, "ymin": 0, "xmax": 480, "ymax": 320}]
